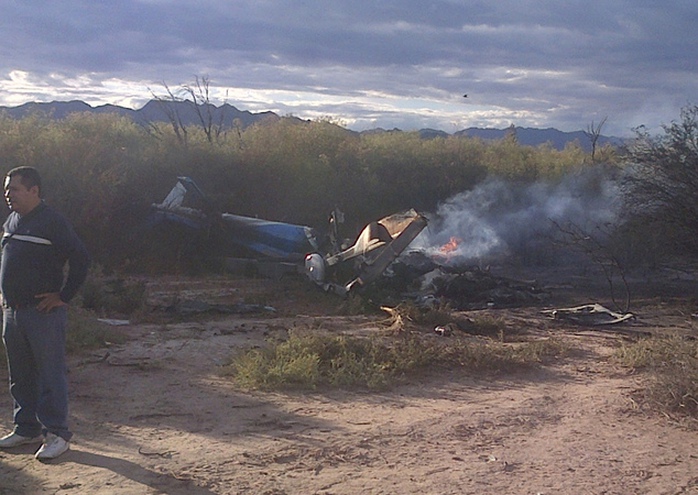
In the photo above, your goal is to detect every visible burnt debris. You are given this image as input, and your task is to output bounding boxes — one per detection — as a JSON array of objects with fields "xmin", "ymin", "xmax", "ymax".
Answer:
[{"xmin": 376, "ymin": 251, "xmax": 550, "ymax": 309}]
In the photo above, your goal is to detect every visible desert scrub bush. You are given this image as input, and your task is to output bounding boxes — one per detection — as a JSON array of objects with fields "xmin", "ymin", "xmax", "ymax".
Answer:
[
  {"xmin": 78, "ymin": 266, "xmax": 147, "ymax": 317},
  {"xmin": 468, "ymin": 314, "xmax": 508, "ymax": 339},
  {"xmin": 614, "ymin": 335, "xmax": 698, "ymax": 418},
  {"xmin": 228, "ymin": 329, "xmax": 568, "ymax": 391},
  {"xmin": 502, "ymin": 337, "xmax": 570, "ymax": 364},
  {"xmin": 67, "ymin": 307, "xmax": 129, "ymax": 354},
  {"xmin": 230, "ymin": 332, "xmax": 391, "ymax": 390},
  {"xmin": 440, "ymin": 336, "xmax": 568, "ymax": 371}
]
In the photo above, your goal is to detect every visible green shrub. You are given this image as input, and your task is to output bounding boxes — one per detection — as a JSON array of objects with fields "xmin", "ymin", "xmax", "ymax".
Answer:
[
  {"xmin": 0, "ymin": 111, "xmax": 617, "ymax": 269},
  {"xmin": 231, "ymin": 337, "xmax": 322, "ymax": 390},
  {"xmin": 227, "ymin": 330, "xmax": 568, "ymax": 391}
]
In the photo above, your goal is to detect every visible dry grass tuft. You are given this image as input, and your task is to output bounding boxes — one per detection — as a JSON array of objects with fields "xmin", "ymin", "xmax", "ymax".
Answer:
[
  {"xmin": 226, "ymin": 324, "xmax": 569, "ymax": 391},
  {"xmin": 615, "ymin": 334, "xmax": 698, "ymax": 420}
]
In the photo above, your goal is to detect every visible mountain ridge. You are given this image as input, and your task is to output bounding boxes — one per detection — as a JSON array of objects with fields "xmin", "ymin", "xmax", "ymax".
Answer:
[{"xmin": 0, "ymin": 100, "xmax": 622, "ymax": 151}]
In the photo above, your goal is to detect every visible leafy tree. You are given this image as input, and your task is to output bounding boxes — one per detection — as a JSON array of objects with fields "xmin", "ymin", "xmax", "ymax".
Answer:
[{"xmin": 621, "ymin": 105, "xmax": 698, "ymax": 254}]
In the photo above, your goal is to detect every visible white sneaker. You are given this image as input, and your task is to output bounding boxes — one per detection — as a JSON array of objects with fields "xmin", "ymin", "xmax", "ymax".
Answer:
[
  {"xmin": 0, "ymin": 432, "xmax": 43, "ymax": 448},
  {"xmin": 35, "ymin": 433, "xmax": 69, "ymax": 461}
]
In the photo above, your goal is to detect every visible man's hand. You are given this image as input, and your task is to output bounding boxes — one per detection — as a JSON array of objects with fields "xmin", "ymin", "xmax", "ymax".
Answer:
[{"xmin": 35, "ymin": 292, "xmax": 67, "ymax": 312}]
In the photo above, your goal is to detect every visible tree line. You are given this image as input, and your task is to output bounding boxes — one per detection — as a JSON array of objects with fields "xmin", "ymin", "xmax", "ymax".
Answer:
[{"xmin": 0, "ymin": 104, "xmax": 694, "ymax": 272}]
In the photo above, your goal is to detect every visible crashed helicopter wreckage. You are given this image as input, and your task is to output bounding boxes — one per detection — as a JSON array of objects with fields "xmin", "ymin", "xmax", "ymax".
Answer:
[{"xmin": 146, "ymin": 177, "xmax": 428, "ymax": 295}]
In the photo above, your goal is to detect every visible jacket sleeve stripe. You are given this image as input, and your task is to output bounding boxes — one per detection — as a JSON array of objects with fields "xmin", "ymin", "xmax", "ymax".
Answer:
[{"xmin": 2, "ymin": 233, "xmax": 53, "ymax": 246}]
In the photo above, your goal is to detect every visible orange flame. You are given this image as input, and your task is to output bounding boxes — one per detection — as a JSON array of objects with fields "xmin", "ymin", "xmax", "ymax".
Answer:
[{"xmin": 439, "ymin": 236, "xmax": 462, "ymax": 255}]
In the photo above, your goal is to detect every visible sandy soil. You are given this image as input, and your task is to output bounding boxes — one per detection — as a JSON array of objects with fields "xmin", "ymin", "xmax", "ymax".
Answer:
[{"xmin": 0, "ymin": 269, "xmax": 697, "ymax": 495}]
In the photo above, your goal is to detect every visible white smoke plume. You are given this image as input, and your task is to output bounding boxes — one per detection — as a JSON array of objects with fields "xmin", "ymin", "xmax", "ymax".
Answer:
[{"xmin": 413, "ymin": 167, "xmax": 620, "ymax": 266}]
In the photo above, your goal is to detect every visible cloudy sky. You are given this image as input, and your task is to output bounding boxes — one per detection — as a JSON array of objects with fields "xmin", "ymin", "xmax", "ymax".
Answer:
[{"xmin": 0, "ymin": 1, "xmax": 696, "ymax": 136}]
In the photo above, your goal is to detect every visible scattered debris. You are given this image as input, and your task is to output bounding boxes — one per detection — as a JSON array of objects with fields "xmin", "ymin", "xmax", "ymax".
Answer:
[
  {"xmin": 380, "ymin": 305, "xmax": 415, "ymax": 333},
  {"xmin": 378, "ymin": 251, "xmax": 550, "ymax": 310},
  {"xmin": 148, "ymin": 179, "xmax": 637, "ymax": 315},
  {"xmin": 428, "ymin": 267, "xmax": 548, "ymax": 309},
  {"xmin": 542, "ymin": 304, "xmax": 634, "ymax": 326},
  {"xmin": 434, "ymin": 324, "xmax": 455, "ymax": 336}
]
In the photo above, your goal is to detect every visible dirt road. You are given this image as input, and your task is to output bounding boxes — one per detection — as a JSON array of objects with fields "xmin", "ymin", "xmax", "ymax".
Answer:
[{"xmin": 0, "ymin": 274, "xmax": 697, "ymax": 494}]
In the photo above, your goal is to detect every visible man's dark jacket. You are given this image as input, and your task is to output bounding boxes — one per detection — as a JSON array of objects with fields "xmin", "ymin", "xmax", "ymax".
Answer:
[{"xmin": 0, "ymin": 202, "xmax": 89, "ymax": 308}]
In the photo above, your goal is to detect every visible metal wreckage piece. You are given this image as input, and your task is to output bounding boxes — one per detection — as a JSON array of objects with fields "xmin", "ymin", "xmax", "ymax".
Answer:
[
  {"xmin": 148, "ymin": 177, "xmax": 427, "ymax": 295},
  {"xmin": 541, "ymin": 304, "xmax": 635, "ymax": 325}
]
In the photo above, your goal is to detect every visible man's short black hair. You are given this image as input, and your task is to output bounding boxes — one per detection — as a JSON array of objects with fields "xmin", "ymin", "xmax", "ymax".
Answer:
[{"xmin": 6, "ymin": 166, "xmax": 42, "ymax": 196}]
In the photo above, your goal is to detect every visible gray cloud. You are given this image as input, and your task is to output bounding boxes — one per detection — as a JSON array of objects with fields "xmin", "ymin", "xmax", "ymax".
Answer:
[{"xmin": 1, "ymin": 0, "xmax": 696, "ymax": 136}]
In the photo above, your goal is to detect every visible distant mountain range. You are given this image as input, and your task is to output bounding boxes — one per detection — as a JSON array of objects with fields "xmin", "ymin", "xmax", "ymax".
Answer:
[
  {"xmin": 0, "ymin": 99, "xmax": 280, "ymax": 129},
  {"xmin": 0, "ymin": 100, "xmax": 623, "ymax": 151}
]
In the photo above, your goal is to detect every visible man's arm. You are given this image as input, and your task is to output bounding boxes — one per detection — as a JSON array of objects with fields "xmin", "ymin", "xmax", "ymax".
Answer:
[
  {"xmin": 59, "ymin": 233, "xmax": 90, "ymax": 304},
  {"xmin": 51, "ymin": 212, "xmax": 91, "ymax": 306},
  {"xmin": 36, "ymin": 220, "xmax": 89, "ymax": 312}
]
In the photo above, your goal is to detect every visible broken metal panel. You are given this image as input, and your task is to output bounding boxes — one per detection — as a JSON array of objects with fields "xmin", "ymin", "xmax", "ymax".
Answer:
[
  {"xmin": 326, "ymin": 221, "xmax": 392, "ymax": 266},
  {"xmin": 378, "ymin": 209, "xmax": 428, "ymax": 238},
  {"xmin": 171, "ymin": 176, "xmax": 213, "ymax": 211},
  {"xmin": 326, "ymin": 209, "xmax": 426, "ymax": 266},
  {"xmin": 160, "ymin": 180, "xmax": 187, "ymax": 209},
  {"xmin": 219, "ymin": 213, "xmax": 319, "ymax": 261},
  {"xmin": 149, "ymin": 177, "xmax": 320, "ymax": 262},
  {"xmin": 344, "ymin": 210, "xmax": 428, "ymax": 292},
  {"xmin": 154, "ymin": 176, "xmax": 213, "ymax": 213}
]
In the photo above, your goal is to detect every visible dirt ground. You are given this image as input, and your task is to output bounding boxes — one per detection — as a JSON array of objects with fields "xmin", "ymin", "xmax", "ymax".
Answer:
[{"xmin": 1, "ymin": 264, "xmax": 698, "ymax": 495}]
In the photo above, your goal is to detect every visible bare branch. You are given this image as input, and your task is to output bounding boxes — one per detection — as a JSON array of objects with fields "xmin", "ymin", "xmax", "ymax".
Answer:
[
  {"xmin": 182, "ymin": 75, "xmax": 227, "ymax": 144},
  {"xmin": 552, "ymin": 219, "xmax": 630, "ymax": 313},
  {"xmin": 149, "ymin": 82, "xmax": 188, "ymax": 146},
  {"xmin": 584, "ymin": 116, "xmax": 608, "ymax": 164}
]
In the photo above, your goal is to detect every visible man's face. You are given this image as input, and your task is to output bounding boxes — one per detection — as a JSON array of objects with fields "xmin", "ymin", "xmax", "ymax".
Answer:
[{"xmin": 4, "ymin": 175, "xmax": 40, "ymax": 216}]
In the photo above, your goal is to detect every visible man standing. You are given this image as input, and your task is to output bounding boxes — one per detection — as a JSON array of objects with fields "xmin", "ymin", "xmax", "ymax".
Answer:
[{"xmin": 0, "ymin": 166, "xmax": 89, "ymax": 461}]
